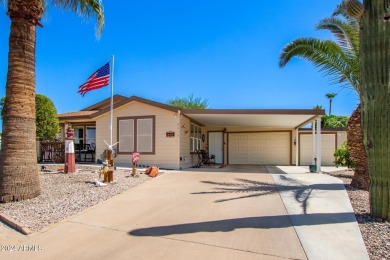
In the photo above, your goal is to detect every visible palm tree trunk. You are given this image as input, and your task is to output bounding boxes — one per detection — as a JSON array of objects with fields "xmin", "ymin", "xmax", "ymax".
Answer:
[
  {"xmin": 347, "ymin": 104, "xmax": 369, "ymax": 190},
  {"xmin": 360, "ymin": 0, "xmax": 390, "ymax": 220},
  {"xmin": 0, "ymin": 0, "xmax": 43, "ymax": 202},
  {"xmin": 329, "ymin": 98, "xmax": 332, "ymax": 115}
]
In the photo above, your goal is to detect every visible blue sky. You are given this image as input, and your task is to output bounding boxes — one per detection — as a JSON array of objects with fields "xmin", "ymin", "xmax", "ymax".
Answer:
[{"xmin": 0, "ymin": 0, "xmax": 360, "ymax": 116}]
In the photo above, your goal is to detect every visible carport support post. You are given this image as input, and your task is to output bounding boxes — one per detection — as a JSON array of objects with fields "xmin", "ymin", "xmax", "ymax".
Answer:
[
  {"xmin": 316, "ymin": 118, "xmax": 322, "ymax": 172},
  {"xmin": 312, "ymin": 121, "xmax": 316, "ymax": 165}
]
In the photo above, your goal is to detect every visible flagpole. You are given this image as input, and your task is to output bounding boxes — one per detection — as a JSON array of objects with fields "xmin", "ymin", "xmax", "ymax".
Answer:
[{"xmin": 110, "ymin": 55, "xmax": 114, "ymax": 147}]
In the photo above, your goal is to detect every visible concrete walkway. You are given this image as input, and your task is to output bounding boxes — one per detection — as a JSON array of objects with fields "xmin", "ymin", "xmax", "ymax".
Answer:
[{"xmin": 0, "ymin": 165, "xmax": 368, "ymax": 259}]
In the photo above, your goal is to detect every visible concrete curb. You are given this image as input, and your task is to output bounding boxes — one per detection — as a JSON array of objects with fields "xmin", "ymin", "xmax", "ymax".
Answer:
[{"xmin": 0, "ymin": 213, "xmax": 32, "ymax": 235}]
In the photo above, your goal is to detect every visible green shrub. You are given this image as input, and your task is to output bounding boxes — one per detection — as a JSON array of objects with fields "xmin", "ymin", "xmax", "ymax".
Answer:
[
  {"xmin": 334, "ymin": 141, "xmax": 355, "ymax": 168},
  {"xmin": 322, "ymin": 115, "xmax": 349, "ymax": 128}
]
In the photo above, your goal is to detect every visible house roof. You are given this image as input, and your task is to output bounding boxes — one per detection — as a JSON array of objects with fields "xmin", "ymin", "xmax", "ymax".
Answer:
[
  {"xmin": 81, "ymin": 95, "xmax": 128, "ymax": 111},
  {"xmin": 57, "ymin": 110, "xmax": 98, "ymax": 120},
  {"xmin": 58, "ymin": 95, "xmax": 325, "ymax": 129},
  {"xmin": 90, "ymin": 96, "xmax": 180, "ymax": 118},
  {"xmin": 58, "ymin": 96, "xmax": 179, "ymax": 121}
]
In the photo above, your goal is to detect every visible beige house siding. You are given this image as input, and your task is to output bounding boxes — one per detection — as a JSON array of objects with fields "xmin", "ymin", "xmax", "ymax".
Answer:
[
  {"xmin": 95, "ymin": 101, "xmax": 181, "ymax": 169},
  {"xmin": 337, "ymin": 131, "xmax": 347, "ymax": 146}
]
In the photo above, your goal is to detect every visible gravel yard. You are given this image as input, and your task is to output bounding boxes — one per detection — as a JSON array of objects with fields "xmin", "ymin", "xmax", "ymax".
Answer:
[
  {"xmin": 326, "ymin": 170, "xmax": 390, "ymax": 260},
  {"xmin": 0, "ymin": 165, "xmax": 156, "ymax": 233}
]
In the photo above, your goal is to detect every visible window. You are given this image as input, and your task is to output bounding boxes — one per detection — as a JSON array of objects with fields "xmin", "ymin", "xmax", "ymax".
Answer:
[
  {"xmin": 86, "ymin": 127, "xmax": 96, "ymax": 145},
  {"xmin": 74, "ymin": 127, "xmax": 84, "ymax": 145},
  {"xmin": 190, "ymin": 123, "xmax": 202, "ymax": 152},
  {"xmin": 118, "ymin": 116, "xmax": 155, "ymax": 154}
]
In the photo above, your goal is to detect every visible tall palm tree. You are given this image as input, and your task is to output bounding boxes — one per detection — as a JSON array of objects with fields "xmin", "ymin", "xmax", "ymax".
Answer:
[
  {"xmin": 312, "ymin": 105, "xmax": 323, "ymax": 110},
  {"xmin": 0, "ymin": 0, "xmax": 104, "ymax": 202},
  {"xmin": 325, "ymin": 93, "xmax": 337, "ymax": 115},
  {"xmin": 279, "ymin": 1, "xmax": 370, "ymax": 191},
  {"xmin": 349, "ymin": 0, "xmax": 390, "ymax": 221}
]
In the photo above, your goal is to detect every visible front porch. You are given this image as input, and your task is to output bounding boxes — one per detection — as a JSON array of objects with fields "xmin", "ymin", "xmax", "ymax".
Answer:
[{"xmin": 38, "ymin": 141, "xmax": 96, "ymax": 163}]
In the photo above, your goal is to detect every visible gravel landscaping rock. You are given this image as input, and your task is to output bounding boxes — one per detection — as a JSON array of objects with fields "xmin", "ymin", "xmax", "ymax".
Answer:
[
  {"xmin": 326, "ymin": 170, "xmax": 390, "ymax": 260},
  {"xmin": 0, "ymin": 165, "xmax": 157, "ymax": 233}
]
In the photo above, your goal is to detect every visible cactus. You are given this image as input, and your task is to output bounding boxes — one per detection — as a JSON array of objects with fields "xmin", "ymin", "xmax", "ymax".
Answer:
[
  {"xmin": 345, "ymin": 0, "xmax": 365, "ymax": 18},
  {"xmin": 359, "ymin": 0, "xmax": 390, "ymax": 221}
]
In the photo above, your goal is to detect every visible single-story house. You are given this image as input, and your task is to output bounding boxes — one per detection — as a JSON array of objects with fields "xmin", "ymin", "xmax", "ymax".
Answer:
[{"xmin": 57, "ymin": 95, "xmax": 345, "ymax": 170}]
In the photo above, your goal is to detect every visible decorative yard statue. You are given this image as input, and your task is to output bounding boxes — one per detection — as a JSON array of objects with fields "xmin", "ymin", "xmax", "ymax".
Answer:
[
  {"xmin": 131, "ymin": 153, "xmax": 140, "ymax": 177},
  {"xmin": 105, "ymin": 149, "xmax": 114, "ymax": 183},
  {"xmin": 99, "ymin": 161, "xmax": 109, "ymax": 180},
  {"xmin": 64, "ymin": 127, "xmax": 76, "ymax": 174}
]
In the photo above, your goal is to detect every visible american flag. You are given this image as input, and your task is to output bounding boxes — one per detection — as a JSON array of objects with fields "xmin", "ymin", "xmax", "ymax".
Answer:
[{"xmin": 78, "ymin": 62, "xmax": 110, "ymax": 97}]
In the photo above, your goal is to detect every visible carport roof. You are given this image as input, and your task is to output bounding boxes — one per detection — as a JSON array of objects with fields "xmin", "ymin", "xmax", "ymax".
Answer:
[{"xmin": 182, "ymin": 109, "xmax": 325, "ymax": 129}]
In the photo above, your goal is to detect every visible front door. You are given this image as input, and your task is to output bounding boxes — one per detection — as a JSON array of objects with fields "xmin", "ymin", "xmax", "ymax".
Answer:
[{"xmin": 209, "ymin": 132, "xmax": 224, "ymax": 164}]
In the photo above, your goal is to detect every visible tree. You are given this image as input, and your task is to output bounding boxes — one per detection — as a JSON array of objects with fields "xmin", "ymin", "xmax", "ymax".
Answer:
[
  {"xmin": 347, "ymin": 104, "xmax": 369, "ymax": 189},
  {"xmin": 167, "ymin": 94, "xmax": 209, "ymax": 109},
  {"xmin": 313, "ymin": 105, "xmax": 323, "ymax": 110},
  {"xmin": 0, "ymin": 1, "xmax": 104, "ymax": 203},
  {"xmin": 325, "ymin": 93, "xmax": 337, "ymax": 115},
  {"xmin": 35, "ymin": 94, "xmax": 60, "ymax": 140},
  {"xmin": 279, "ymin": 1, "xmax": 369, "ymax": 192},
  {"xmin": 345, "ymin": 0, "xmax": 390, "ymax": 220},
  {"xmin": 322, "ymin": 115, "xmax": 349, "ymax": 128},
  {"xmin": 1, "ymin": 94, "xmax": 59, "ymax": 140}
]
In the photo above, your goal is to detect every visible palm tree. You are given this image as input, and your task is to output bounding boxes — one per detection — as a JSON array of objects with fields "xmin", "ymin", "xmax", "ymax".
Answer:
[
  {"xmin": 349, "ymin": 0, "xmax": 390, "ymax": 221},
  {"xmin": 279, "ymin": 1, "xmax": 370, "ymax": 191},
  {"xmin": 0, "ymin": 0, "xmax": 104, "ymax": 202},
  {"xmin": 279, "ymin": 1, "xmax": 360, "ymax": 90},
  {"xmin": 325, "ymin": 93, "xmax": 337, "ymax": 115}
]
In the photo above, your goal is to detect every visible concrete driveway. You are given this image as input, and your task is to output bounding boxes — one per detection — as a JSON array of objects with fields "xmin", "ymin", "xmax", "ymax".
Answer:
[{"xmin": 1, "ymin": 165, "xmax": 368, "ymax": 259}]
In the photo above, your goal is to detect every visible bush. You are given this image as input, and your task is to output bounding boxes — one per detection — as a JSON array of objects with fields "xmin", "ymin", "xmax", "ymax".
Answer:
[
  {"xmin": 334, "ymin": 141, "xmax": 355, "ymax": 168},
  {"xmin": 322, "ymin": 115, "xmax": 349, "ymax": 128},
  {"xmin": 35, "ymin": 94, "xmax": 60, "ymax": 140}
]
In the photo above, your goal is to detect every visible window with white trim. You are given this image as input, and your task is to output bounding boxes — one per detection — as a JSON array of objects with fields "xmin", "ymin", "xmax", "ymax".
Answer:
[
  {"xmin": 118, "ymin": 116, "xmax": 155, "ymax": 154},
  {"xmin": 190, "ymin": 123, "xmax": 202, "ymax": 152}
]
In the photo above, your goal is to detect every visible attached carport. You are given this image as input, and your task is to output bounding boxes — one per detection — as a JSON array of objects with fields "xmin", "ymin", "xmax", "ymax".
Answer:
[{"xmin": 182, "ymin": 109, "xmax": 325, "ymax": 172}]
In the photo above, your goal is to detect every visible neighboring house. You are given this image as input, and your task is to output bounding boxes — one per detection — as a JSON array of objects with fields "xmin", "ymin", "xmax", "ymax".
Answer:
[{"xmin": 58, "ymin": 95, "xmax": 341, "ymax": 170}]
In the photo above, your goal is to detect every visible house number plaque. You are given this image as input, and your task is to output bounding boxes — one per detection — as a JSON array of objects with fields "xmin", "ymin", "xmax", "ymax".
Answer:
[{"xmin": 166, "ymin": 131, "xmax": 175, "ymax": 137}]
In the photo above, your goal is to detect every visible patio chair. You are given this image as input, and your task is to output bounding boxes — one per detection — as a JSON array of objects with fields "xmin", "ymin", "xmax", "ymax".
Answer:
[
  {"xmin": 197, "ymin": 150, "xmax": 215, "ymax": 167},
  {"xmin": 84, "ymin": 143, "xmax": 96, "ymax": 162}
]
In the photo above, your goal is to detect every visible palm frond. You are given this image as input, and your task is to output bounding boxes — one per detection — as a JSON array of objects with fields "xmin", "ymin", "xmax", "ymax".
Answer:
[
  {"xmin": 279, "ymin": 38, "xmax": 359, "ymax": 90},
  {"xmin": 279, "ymin": 1, "xmax": 360, "ymax": 91},
  {"xmin": 332, "ymin": 1, "xmax": 349, "ymax": 19},
  {"xmin": 316, "ymin": 17, "xmax": 359, "ymax": 57},
  {"xmin": 51, "ymin": 0, "xmax": 104, "ymax": 37}
]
